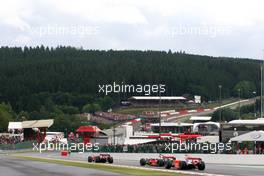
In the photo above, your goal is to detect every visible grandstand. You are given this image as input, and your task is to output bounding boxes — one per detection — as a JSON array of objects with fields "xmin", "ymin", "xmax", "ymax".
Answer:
[{"xmin": 128, "ymin": 96, "xmax": 187, "ymax": 106}]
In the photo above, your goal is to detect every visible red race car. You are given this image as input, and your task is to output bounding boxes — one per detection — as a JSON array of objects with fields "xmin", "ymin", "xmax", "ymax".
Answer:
[
  {"xmin": 165, "ymin": 155, "xmax": 205, "ymax": 170},
  {"xmin": 140, "ymin": 155, "xmax": 176, "ymax": 167},
  {"xmin": 88, "ymin": 154, "xmax": 113, "ymax": 163},
  {"xmin": 140, "ymin": 154, "xmax": 205, "ymax": 171}
]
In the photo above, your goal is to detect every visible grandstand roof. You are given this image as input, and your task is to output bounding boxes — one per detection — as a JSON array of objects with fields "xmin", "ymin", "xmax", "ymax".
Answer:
[
  {"xmin": 22, "ymin": 119, "xmax": 54, "ymax": 128},
  {"xmin": 8, "ymin": 122, "xmax": 22, "ymax": 130},
  {"xmin": 151, "ymin": 122, "xmax": 193, "ymax": 127},
  {"xmin": 124, "ymin": 138, "xmax": 156, "ymax": 145},
  {"xmin": 190, "ymin": 116, "xmax": 212, "ymax": 121},
  {"xmin": 129, "ymin": 96, "xmax": 186, "ymax": 100},
  {"xmin": 228, "ymin": 118, "xmax": 264, "ymax": 125}
]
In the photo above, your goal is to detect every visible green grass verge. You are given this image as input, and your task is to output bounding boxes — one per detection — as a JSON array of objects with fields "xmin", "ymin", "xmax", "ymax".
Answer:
[
  {"xmin": 13, "ymin": 155, "xmax": 186, "ymax": 176},
  {"xmin": 115, "ymin": 107, "xmax": 179, "ymax": 114}
]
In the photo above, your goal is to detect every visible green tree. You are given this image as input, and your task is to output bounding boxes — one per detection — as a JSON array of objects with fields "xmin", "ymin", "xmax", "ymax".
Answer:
[
  {"xmin": 99, "ymin": 96, "xmax": 114, "ymax": 111},
  {"xmin": 233, "ymin": 81, "xmax": 256, "ymax": 98},
  {"xmin": 0, "ymin": 46, "xmax": 261, "ymax": 113},
  {"xmin": 17, "ymin": 111, "xmax": 29, "ymax": 121},
  {"xmin": 51, "ymin": 114, "xmax": 83, "ymax": 132},
  {"xmin": 0, "ymin": 103, "xmax": 14, "ymax": 132},
  {"xmin": 82, "ymin": 103, "xmax": 101, "ymax": 114},
  {"xmin": 212, "ymin": 108, "xmax": 238, "ymax": 122},
  {"xmin": 58, "ymin": 105, "xmax": 80, "ymax": 114}
]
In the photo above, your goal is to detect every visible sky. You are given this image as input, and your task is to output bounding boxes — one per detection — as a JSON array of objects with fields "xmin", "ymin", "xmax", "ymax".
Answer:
[{"xmin": 0, "ymin": 0, "xmax": 264, "ymax": 59}]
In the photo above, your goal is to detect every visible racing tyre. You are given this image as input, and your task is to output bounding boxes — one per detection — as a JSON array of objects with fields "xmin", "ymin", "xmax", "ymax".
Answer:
[
  {"xmin": 108, "ymin": 157, "xmax": 114, "ymax": 163},
  {"xmin": 157, "ymin": 159, "xmax": 165, "ymax": 167},
  {"xmin": 198, "ymin": 161, "xmax": 205, "ymax": 170},
  {"xmin": 88, "ymin": 156, "xmax": 93, "ymax": 163},
  {"xmin": 140, "ymin": 158, "xmax": 146, "ymax": 166},
  {"xmin": 101, "ymin": 158, "xmax": 107, "ymax": 163},
  {"xmin": 165, "ymin": 160, "xmax": 172, "ymax": 169},
  {"xmin": 179, "ymin": 161, "xmax": 187, "ymax": 170},
  {"xmin": 95, "ymin": 156, "xmax": 100, "ymax": 163}
]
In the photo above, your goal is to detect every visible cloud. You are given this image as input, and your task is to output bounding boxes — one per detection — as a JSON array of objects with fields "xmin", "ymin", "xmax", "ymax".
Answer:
[
  {"xmin": 44, "ymin": 0, "xmax": 148, "ymax": 24},
  {"xmin": 0, "ymin": 0, "xmax": 33, "ymax": 30},
  {"xmin": 0, "ymin": 0, "xmax": 264, "ymax": 59}
]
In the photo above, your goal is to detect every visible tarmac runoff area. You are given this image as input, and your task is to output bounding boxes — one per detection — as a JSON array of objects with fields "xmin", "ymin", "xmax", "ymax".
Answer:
[
  {"xmin": 0, "ymin": 154, "xmax": 124, "ymax": 176},
  {"xmin": 4, "ymin": 152, "xmax": 264, "ymax": 176}
]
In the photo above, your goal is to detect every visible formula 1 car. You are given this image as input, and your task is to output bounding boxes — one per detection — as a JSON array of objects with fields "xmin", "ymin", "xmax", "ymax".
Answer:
[
  {"xmin": 139, "ymin": 155, "xmax": 176, "ymax": 167},
  {"xmin": 88, "ymin": 154, "xmax": 113, "ymax": 163},
  {"xmin": 140, "ymin": 154, "xmax": 205, "ymax": 171},
  {"xmin": 165, "ymin": 155, "xmax": 205, "ymax": 170}
]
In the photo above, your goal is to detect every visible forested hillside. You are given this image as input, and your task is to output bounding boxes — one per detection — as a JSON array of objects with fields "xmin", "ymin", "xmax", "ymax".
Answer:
[
  {"xmin": 0, "ymin": 46, "xmax": 260, "ymax": 111},
  {"xmin": 0, "ymin": 46, "xmax": 260, "ymax": 131}
]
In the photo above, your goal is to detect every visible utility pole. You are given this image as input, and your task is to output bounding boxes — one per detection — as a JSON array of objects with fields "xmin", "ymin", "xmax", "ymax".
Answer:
[
  {"xmin": 218, "ymin": 85, "xmax": 222, "ymax": 143},
  {"xmin": 253, "ymin": 91, "xmax": 256, "ymax": 118},
  {"xmin": 113, "ymin": 126, "xmax": 116, "ymax": 146},
  {"xmin": 158, "ymin": 85, "xmax": 161, "ymax": 140},
  {"xmin": 238, "ymin": 89, "xmax": 241, "ymax": 119},
  {"xmin": 261, "ymin": 65, "xmax": 263, "ymax": 118},
  {"xmin": 218, "ymin": 85, "xmax": 222, "ymax": 122},
  {"xmin": 260, "ymin": 50, "xmax": 264, "ymax": 118}
]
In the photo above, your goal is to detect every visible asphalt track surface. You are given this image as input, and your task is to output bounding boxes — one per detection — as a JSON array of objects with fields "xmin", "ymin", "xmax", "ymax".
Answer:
[
  {"xmin": 10, "ymin": 152, "xmax": 264, "ymax": 176},
  {"xmin": 0, "ymin": 154, "xmax": 124, "ymax": 176}
]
